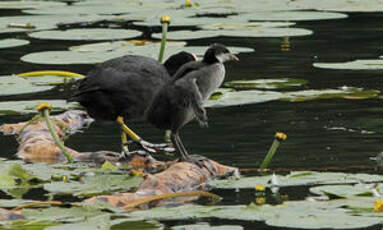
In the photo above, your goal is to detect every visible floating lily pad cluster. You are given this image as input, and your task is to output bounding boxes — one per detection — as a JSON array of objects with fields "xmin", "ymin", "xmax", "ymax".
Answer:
[
  {"xmin": 0, "ymin": 163, "xmax": 382, "ymax": 229},
  {"xmin": 21, "ymin": 41, "xmax": 254, "ymax": 65},
  {"xmin": 207, "ymin": 78, "xmax": 380, "ymax": 108},
  {"xmin": 122, "ymin": 171, "xmax": 383, "ymax": 229},
  {"xmin": 0, "ymin": 74, "xmax": 84, "ymax": 115},
  {"xmin": 0, "ymin": 161, "xmax": 143, "ymax": 199},
  {"xmin": 314, "ymin": 59, "xmax": 383, "ymax": 70}
]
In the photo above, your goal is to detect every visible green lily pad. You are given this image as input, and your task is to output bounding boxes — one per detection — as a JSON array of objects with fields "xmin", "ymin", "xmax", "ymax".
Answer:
[
  {"xmin": 43, "ymin": 173, "xmax": 143, "ymax": 197},
  {"xmin": 134, "ymin": 13, "xmax": 245, "ymax": 27},
  {"xmin": 0, "ymin": 75, "xmax": 55, "ymax": 96},
  {"xmin": 23, "ymin": 206, "xmax": 105, "ymax": 223},
  {"xmin": 172, "ymin": 223, "xmax": 243, "ymax": 230},
  {"xmin": 208, "ymin": 171, "xmax": 383, "ymax": 189},
  {"xmin": 0, "ymin": 15, "xmax": 113, "ymax": 34},
  {"xmin": 241, "ymin": 10, "xmax": 348, "ymax": 21},
  {"xmin": 23, "ymin": 3, "xmax": 136, "ymax": 16},
  {"xmin": 21, "ymin": 45, "xmax": 253, "ymax": 65},
  {"xmin": 199, "ymin": 22, "xmax": 296, "ymax": 30},
  {"xmin": 224, "ymin": 78, "xmax": 308, "ymax": 89},
  {"xmin": 0, "ymin": 220, "xmax": 57, "ymax": 230},
  {"xmin": 0, "ymin": 100, "xmax": 79, "ymax": 115},
  {"xmin": 206, "ymin": 87, "xmax": 379, "ymax": 108},
  {"xmin": 28, "ymin": 28, "xmax": 141, "ymax": 41},
  {"xmin": 288, "ymin": 0, "xmax": 383, "ymax": 12},
  {"xmin": 152, "ymin": 27, "xmax": 312, "ymax": 40},
  {"xmin": 0, "ymin": 39, "xmax": 29, "ymax": 49},
  {"xmin": 0, "ymin": 1, "xmax": 65, "ymax": 9},
  {"xmin": 309, "ymin": 184, "xmax": 382, "ymax": 198},
  {"xmin": 44, "ymin": 214, "xmax": 110, "ymax": 230},
  {"xmin": 0, "ymin": 199, "xmax": 35, "ymax": 208},
  {"xmin": 126, "ymin": 201, "xmax": 383, "ymax": 229},
  {"xmin": 281, "ymin": 88, "xmax": 380, "ymax": 101},
  {"xmin": 205, "ymin": 90, "xmax": 283, "ymax": 108},
  {"xmin": 314, "ymin": 59, "xmax": 383, "ymax": 70},
  {"xmin": 0, "ymin": 163, "xmax": 38, "ymax": 198}
]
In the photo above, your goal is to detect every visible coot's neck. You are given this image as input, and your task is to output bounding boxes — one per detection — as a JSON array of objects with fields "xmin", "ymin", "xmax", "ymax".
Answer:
[{"xmin": 202, "ymin": 49, "xmax": 219, "ymax": 65}]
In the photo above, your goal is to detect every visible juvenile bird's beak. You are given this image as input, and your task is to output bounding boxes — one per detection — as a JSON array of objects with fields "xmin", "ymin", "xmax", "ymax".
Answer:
[
  {"xmin": 230, "ymin": 54, "xmax": 239, "ymax": 61},
  {"xmin": 191, "ymin": 53, "xmax": 198, "ymax": 61}
]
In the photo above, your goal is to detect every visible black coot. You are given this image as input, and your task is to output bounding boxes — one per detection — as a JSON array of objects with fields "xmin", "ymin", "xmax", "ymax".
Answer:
[
  {"xmin": 147, "ymin": 44, "xmax": 239, "ymax": 162},
  {"xmin": 71, "ymin": 51, "xmax": 196, "ymax": 153}
]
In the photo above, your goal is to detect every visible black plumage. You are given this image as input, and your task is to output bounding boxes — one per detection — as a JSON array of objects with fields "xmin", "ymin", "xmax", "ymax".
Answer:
[
  {"xmin": 147, "ymin": 44, "xmax": 239, "ymax": 161},
  {"xmin": 72, "ymin": 52, "xmax": 196, "ymax": 122},
  {"xmin": 70, "ymin": 52, "xmax": 196, "ymax": 154}
]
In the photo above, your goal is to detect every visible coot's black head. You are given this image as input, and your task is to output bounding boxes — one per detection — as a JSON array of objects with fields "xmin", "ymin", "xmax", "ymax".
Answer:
[
  {"xmin": 203, "ymin": 43, "xmax": 239, "ymax": 64},
  {"xmin": 163, "ymin": 51, "xmax": 197, "ymax": 76}
]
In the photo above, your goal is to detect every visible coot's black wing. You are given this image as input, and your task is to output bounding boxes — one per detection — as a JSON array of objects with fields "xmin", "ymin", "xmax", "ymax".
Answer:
[{"xmin": 72, "ymin": 55, "xmax": 169, "ymax": 121}]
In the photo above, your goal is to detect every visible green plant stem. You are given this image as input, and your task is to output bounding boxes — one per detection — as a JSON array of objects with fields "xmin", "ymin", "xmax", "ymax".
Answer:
[
  {"xmin": 42, "ymin": 109, "xmax": 74, "ymax": 163},
  {"xmin": 158, "ymin": 22, "xmax": 168, "ymax": 62},
  {"xmin": 259, "ymin": 139, "xmax": 280, "ymax": 171}
]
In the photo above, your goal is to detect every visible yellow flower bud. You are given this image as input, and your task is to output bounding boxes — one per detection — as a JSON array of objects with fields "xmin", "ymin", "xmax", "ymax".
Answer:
[
  {"xmin": 37, "ymin": 102, "xmax": 51, "ymax": 112},
  {"xmin": 275, "ymin": 132, "xmax": 287, "ymax": 141},
  {"xmin": 255, "ymin": 184, "xmax": 266, "ymax": 192},
  {"xmin": 160, "ymin": 15, "xmax": 171, "ymax": 24},
  {"xmin": 185, "ymin": 0, "xmax": 192, "ymax": 7},
  {"xmin": 373, "ymin": 199, "xmax": 383, "ymax": 212}
]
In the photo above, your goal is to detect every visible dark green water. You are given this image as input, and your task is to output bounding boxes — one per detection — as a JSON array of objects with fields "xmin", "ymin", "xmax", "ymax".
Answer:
[{"xmin": 0, "ymin": 9, "xmax": 383, "ymax": 230}]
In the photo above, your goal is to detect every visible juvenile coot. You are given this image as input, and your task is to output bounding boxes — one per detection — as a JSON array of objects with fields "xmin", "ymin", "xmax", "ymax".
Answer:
[
  {"xmin": 147, "ymin": 43, "xmax": 239, "ymax": 162},
  {"xmin": 71, "ymin": 51, "xmax": 196, "ymax": 154}
]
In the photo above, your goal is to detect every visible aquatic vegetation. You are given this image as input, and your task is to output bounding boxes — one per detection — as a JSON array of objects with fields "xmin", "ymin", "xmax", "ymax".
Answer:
[
  {"xmin": 0, "ymin": 39, "xmax": 29, "ymax": 49},
  {"xmin": 28, "ymin": 28, "xmax": 141, "ymax": 41},
  {"xmin": 314, "ymin": 59, "xmax": 383, "ymax": 70}
]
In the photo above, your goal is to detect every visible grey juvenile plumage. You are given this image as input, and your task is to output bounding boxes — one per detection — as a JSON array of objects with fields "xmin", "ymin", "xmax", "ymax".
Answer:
[{"xmin": 147, "ymin": 43, "xmax": 239, "ymax": 161}]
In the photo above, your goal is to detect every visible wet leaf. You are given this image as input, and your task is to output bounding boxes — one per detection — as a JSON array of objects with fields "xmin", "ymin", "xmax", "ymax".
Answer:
[
  {"xmin": 28, "ymin": 28, "xmax": 141, "ymax": 41},
  {"xmin": 0, "ymin": 199, "xmax": 34, "ymax": 208},
  {"xmin": 241, "ymin": 10, "xmax": 348, "ymax": 21},
  {"xmin": 0, "ymin": 39, "xmax": 29, "ymax": 49},
  {"xmin": 288, "ymin": 0, "xmax": 383, "ymax": 12},
  {"xmin": 199, "ymin": 22, "xmax": 296, "ymax": 30},
  {"xmin": 0, "ymin": 100, "xmax": 79, "ymax": 115},
  {"xmin": 208, "ymin": 171, "xmax": 383, "ymax": 189},
  {"xmin": 21, "ymin": 45, "xmax": 253, "ymax": 65},
  {"xmin": 309, "ymin": 184, "xmax": 382, "ymax": 198},
  {"xmin": 44, "ymin": 214, "xmax": 110, "ymax": 230},
  {"xmin": 0, "ymin": 1, "xmax": 65, "ymax": 10},
  {"xmin": 152, "ymin": 27, "xmax": 313, "ymax": 40},
  {"xmin": 43, "ymin": 174, "xmax": 143, "ymax": 197},
  {"xmin": 314, "ymin": 59, "xmax": 383, "ymax": 70},
  {"xmin": 0, "ymin": 15, "xmax": 113, "ymax": 34},
  {"xmin": 224, "ymin": 78, "xmax": 308, "ymax": 89},
  {"xmin": 126, "ymin": 201, "xmax": 383, "ymax": 229},
  {"xmin": 23, "ymin": 206, "xmax": 104, "ymax": 223},
  {"xmin": 281, "ymin": 88, "xmax": 380, "ymax": 101},
  {"xmin": 172, "ymin": 223, "xmax": 244, "ymax": 230},
  {"xmin": 0, "ymin": 75, "xmax": 54, "ymax": 96},
  {"xmin": 205, "ymin": 90, "xmax": 284, "ymax": 108},
  {"xmin": 0, "ymin": 219, "xmax": 58, "ymax": 230},
  {"xmin": 0, "ymin": 163, "xmax": 39, "ymax": 198}
]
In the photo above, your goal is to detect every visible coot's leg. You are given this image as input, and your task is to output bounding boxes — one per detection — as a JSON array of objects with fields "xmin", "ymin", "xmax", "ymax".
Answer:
[
  {"xmin": 172, "ymin": 131, "xmax": 213, "ymax": 172},
  {"xmin": 171, "ymin": 132, "xmax": 189, "ymax": 160},
  {"xmin": 116, "ymin": 116, "xmax": 175, "ymax": 154}
]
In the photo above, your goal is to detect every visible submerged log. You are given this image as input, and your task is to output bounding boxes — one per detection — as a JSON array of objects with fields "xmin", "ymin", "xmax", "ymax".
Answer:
[
  {"xmin": 0, "ymin": 110, "xmax": 93, "ymax": 163},
  {"xmin": 85, "ymin": 159, "xmax": 240, "ymax": 209}
]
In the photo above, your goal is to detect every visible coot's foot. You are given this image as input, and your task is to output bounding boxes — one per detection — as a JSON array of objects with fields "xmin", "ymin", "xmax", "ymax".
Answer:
[
  {"xmin": 139, "ymin": 139, "xmax": 175, "ymax": 154},
  {"xmin": 121, "ymin": 149, "xmax": 149, "ymax": 159},
  {"xmin": 183, "ymin": 154, "xmax": 216, "ymax": 175}
]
